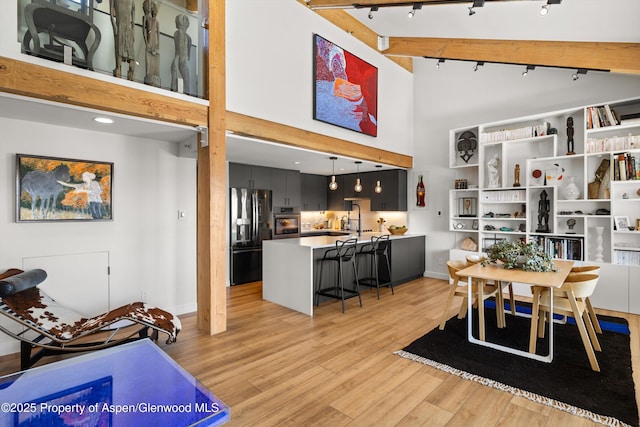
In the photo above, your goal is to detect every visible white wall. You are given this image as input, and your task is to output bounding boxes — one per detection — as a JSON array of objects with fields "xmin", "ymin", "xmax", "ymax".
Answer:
[
  {"xmin": 0, "ymin": 118, "xmax": 197, "ymax": 355},
  {"xmin": 411, "ymin": 59, "xmax": 640, "ymax": 279},
  {"xmin": 226, "ymin": 0, "xmax": 414, "ymax": 157}
]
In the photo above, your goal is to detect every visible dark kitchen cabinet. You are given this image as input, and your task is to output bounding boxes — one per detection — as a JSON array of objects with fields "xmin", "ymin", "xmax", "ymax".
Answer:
[
  {"xmin": 370, "ymin": 169, "xmax": 408, "ymax": 211},
  {"xmin": 272, "ymin": 169, "xmax": 302, "ymax": 207},
  {"xmin": 301, "ymin": 174, "xmax": 328, "ymax": 211},
  {"xmin": 229, "ymin": 163, "xmax": 272, "ymax": 189},
  {"xmin": 390, "ymin": 235, "xmax": 425, "ymax": 284}
]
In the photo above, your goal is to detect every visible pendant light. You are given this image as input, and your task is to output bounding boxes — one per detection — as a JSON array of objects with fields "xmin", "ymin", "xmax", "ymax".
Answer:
[
  {"xmin": 328, "ymin": 156, "xmax": 338, "ymax": 191},
  {"xmin": 374, "ymin": 165, "xmax": 383, "ymax": 194},
  {"xmin": 354, "ymin": 161, "xmax": 363, "ymax": 193}
]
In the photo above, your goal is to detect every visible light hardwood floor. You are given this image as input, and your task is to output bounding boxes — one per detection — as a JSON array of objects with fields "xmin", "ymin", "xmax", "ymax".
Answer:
[{"xmin": 0, "ymin": 277, "xmax": 638, "ymax": 426}]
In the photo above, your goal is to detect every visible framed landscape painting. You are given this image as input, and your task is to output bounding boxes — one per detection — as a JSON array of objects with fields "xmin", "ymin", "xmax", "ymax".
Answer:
[
  {"xmin": 313, "ymin": 34, "xmax": 378, "ymax": 137},
  {"xmin": 16, "ymin": 154, "xmax": 113, "ymax": 222}
]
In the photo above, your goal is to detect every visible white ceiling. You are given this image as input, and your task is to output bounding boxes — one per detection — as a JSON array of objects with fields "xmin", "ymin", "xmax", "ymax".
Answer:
[{"xmin": 0, "ymin": 92, "xmax": 197, "ymax": 143}]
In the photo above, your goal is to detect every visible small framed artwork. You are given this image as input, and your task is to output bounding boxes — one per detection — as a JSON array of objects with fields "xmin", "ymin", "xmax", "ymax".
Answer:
[
  {"xmin": 458, "ymin": 197, "xmax": 477, "ymax": 217},
  {"xmin": 16, "ymin": 154, "xmax": 113, "ymax": 222},
  {"xmin": 614, "ymin": 216, "xmax": 630, "ymax": 230},
  {"xmin": 472, "ymin": 219, "xmax": 479, "ymax": 230}
]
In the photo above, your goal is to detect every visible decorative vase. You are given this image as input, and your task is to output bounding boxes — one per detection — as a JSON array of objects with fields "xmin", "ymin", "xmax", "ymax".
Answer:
[
  {"xmin": 594, "ymin": 226, "xmax": 605, "ymax": 262},
  {"xmin": 562, "ymin": 176, "xmax": 580, "ymax": 200}
]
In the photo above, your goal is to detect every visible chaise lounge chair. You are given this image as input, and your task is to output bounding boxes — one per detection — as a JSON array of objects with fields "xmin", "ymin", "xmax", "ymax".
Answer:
[{"xmin": 0, "ymin": 268, "xmax": 181, "ymax": 370}]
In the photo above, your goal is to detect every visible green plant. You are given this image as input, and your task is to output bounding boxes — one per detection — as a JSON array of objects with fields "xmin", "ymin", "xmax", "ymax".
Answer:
[{"xmin": 481, "ymin": 240, "xmax": 557, "ymax": 272}]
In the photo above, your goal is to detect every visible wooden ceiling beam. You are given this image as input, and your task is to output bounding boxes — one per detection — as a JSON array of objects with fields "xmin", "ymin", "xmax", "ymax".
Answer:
[
  {"xmin": 385, "ymin": 37, "xmax": 640, "ymax": 75},
  {"xmin": 0, "ymin": 55, "xmax": 208, "ymax": 126},
  {"xmin": 227, "ymin": 111, "xmax": 413, "ymax": 169}
]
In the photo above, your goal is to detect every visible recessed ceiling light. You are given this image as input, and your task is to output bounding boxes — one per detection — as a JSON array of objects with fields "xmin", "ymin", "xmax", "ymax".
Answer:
[
  {"xmin": 293, "ymin": 161, "xmax": 301, "ymax": 165},
  {"xmin": 94, "ymin": 117, "xmax": 114, "ymax": 124}
]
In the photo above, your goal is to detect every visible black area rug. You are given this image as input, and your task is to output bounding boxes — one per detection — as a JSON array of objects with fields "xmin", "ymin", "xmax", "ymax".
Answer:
[{"xmin": 395, "ymin": 307, "xmax": 638, "ymax": 427}]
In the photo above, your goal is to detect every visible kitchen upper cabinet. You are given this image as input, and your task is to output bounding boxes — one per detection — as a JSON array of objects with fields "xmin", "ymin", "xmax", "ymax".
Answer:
[
  {"xmin": 229, "ymin": 163, "xmax": 272, "ymax": 189},
  {"xmin": 301, "ymin": 174, "xmax": 328, "ymax": 211},
  {"xmin": 272, "ymin": 169, "xmax": 302, "ymax": 207},
  {"xmin": 370, "ymin": 170, "xmax": 408, "ymax": 211}
]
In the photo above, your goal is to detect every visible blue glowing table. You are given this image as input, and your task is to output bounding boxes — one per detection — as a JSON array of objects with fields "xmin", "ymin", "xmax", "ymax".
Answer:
[{"xmin": 0, "ymin": 339, "xmax": 229, "ymax": 426}]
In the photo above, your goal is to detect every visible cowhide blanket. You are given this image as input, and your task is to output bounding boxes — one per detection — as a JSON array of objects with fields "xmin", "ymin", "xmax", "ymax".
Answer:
[{"xmin": 1, "ymin": 286, "xmax": 181, "ymax": 343}]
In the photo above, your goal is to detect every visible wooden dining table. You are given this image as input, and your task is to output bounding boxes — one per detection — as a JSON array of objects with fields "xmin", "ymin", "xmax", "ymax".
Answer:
[{"xmin": 456, "ymin": 259, "xmax": 574, "ymax": 363}]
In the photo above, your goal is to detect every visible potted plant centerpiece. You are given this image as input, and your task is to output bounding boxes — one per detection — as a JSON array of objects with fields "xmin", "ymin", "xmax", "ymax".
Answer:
[{"xmin": 482, "ymin": 240, "xmax": 557, "ymax": 272}]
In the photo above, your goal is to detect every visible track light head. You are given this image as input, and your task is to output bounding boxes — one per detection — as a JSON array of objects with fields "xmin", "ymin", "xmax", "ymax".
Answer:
[
  {"xmin": 473, "ymin": 61, "xmax": 484, "ymax": 72},
  {"xmin": 572, "ymin": 69, "xmax": 587, "ymax": 81},
  {"xmin": 368, "ymin": 5, "xmax": 378, "ymax": 19},
  {"xmin": 522, "ymin": 65, "xmax": 536, "ymax": 76},
  {"xmin": 408, "ymin": 3, "xmax": 422, "ymax": 18},
  {"xmin": 436, "ymin": 58, "xmax": 445, "ymax": 69},
  {"xmin": 469, "ymin": 0, "xmax": 484, "ymax": 14},
  {"xmin": 540, "ymin": 0, "xmax": 562, "ymax": 15}
]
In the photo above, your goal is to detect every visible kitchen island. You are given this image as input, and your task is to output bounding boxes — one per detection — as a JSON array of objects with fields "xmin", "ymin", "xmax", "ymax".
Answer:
[{"xmin": 263, "ymin": 233, "xmax": 425, "ymax": 315}]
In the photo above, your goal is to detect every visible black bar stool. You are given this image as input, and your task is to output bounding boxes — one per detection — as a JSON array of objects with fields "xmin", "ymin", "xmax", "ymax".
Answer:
[
  {"xmin": 315, "ymin": 238, "xmax": 362, "ymax": 313},
  {"xmin": 357, "ymin": 235, "xmax": 393, "ymax": 299}
]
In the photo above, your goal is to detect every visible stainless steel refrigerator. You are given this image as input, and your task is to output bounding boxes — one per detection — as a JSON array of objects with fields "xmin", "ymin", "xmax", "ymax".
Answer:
[{"xmin": 230, "ymin": 188, "xmax": 272, "ymax": 285}]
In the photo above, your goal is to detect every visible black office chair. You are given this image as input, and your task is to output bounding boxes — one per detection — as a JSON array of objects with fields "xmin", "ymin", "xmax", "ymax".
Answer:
[
  {"xmin": 315, "ymin": 238, "xmax": 362, "ymax": 313},
  {"xmin": 357, "ymin": 235, "xmax": 393, "ymax": 299}
]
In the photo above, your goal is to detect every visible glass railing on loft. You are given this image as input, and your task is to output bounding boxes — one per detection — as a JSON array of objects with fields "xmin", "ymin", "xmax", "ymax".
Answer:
[{"xmin": 17, "ymin": 0, "xmax": 206, "ymax": 99}]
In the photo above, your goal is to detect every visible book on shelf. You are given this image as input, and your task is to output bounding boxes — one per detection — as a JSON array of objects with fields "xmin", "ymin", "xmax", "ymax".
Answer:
[
  {"xmin": 613, "ymin": 152, "xmax": 639, "ymax": 181},
  {"xmin": 614, "ymin": 249, "xmax": 640, "ymax": 266},
  {"xmin": 532, "ymin": 235, "xmax": 583, "ymax": 261},
  {"xmin": 586, "ymin": 105, "xmax": 621, "ymax": 129}
]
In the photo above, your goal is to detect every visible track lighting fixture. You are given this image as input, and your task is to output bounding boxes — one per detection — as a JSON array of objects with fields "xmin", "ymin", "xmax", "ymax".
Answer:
[
  {"xmin": 436, "ymin": 58, "xmax": 445, "ymax": 69},
  {"xmin": 354, "ymin": 161, "xmax": 363, "ymax": 193},
  {"xmin": 408, "ymin": 3, "xmax": 422, "ymax": 18},
  {"xmin": 374, "ymin": 165, "xmax": 383, "ymax": 194},
  {"xmin": 473, "ymin": 61, "xmax": 484, "ymax": 72},
  {"xmin": 522, "ymin": 65, "xmax": 536, "ymax": 76},
  {"xmin": 368, "ymin": 5, "xmax": 378, "ymax": 19},
  {"xmin": 328, "ymin": 157, "xmax": 338, "ymax": 191},
  {"xmin": 469, "ymin": 0, "xmax": 484, "ymax": 15},
  {"xmin": 540, "ymin": 0, "xmax": 562, "ymax": 15},
  {"xmin": 572, "ymin": 69, "xmax": 587, "ymax": 81}
]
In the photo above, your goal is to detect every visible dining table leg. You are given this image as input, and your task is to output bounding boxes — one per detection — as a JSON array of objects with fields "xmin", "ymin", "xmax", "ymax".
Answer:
[
  {"xmin": 529, "ymin": 286, "xmax": 542, "ymax": 353},
  {"xmin": 478, "ymin": 278, "xmax": 485, "ymax": 341}
]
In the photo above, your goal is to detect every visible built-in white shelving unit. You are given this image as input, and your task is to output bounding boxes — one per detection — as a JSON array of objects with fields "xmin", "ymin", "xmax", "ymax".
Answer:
[{"xmin": 448, "ymin": 97, "xmax": 640, "ymax": 313}]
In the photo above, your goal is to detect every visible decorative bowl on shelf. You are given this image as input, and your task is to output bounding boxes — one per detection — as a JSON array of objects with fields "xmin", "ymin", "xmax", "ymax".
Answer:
[{"xmin": 388, "ymin": 226, "xmax": 408, "ymax": 235}]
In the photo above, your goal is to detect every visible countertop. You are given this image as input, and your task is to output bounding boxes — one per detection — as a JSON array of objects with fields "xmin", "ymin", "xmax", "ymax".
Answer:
[{"xmin": 265, "ymin": 232, "xmax": 425, "ymax": 249}]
